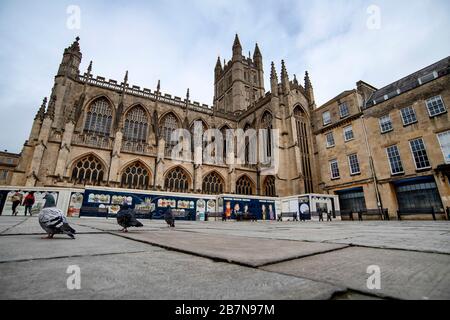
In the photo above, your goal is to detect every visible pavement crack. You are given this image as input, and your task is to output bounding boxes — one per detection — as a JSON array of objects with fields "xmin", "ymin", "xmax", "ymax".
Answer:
[
  {"xmin": 0, "ymin": 217, "xmax": 30, "ymax": 234},
  {"xmin": 0, "ymin": 250, "xmax": 149, "ymax": 264}
]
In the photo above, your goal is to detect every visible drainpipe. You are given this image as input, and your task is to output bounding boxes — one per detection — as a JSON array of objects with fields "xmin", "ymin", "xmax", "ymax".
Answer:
[{"xmin": 358, "ymin": 95, "xmax": 384, "ymax": 216}]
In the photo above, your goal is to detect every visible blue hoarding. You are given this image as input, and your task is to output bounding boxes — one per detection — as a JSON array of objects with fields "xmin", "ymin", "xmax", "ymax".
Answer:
[{"xmin": 81, "ymin": 189, "xmax": 216, "ymax": 221}]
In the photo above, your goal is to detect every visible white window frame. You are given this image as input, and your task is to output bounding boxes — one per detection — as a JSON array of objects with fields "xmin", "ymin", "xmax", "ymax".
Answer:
[
  {"xmin": 330, "ymin": 159, "xmax": 340, "ymax": 180},
  {"xmin": 339, "ymin": 103, "xmax": 350, "ymax": 118},
  {"xmin": 322, "ymin": 111, "xmax": 331, "ymax": 126},
  {"xmin": 408, "ymin": 138, "xmax": 431, "ymax": 170},
  {"xmin": 348, "ymin": 154, "xmax": 361, "ymax": 175},
  {"xmin": 437, "ymin": 130, "xmax": 450, "ymax": 164},
  {"xmin": 379, "ymin": 115, "xmax": 393, "ymax": 133},
  {"xmin": 326, "ymin": 132, "xmax": 335, "ymax": 148},
  {"xmin": 400, "ymin": 106, "xmax": 417, "ymax": 126},
  {"xmin": 426, "ymin": 95, "xmax": 447, "ymax": 117},
  {"xmin": 386, "ymin": 145, "xmax": 405, "ymax": 175},
  {"xmin": 343, "ymin": 125, "xmax": 354, "ymax": 142}
]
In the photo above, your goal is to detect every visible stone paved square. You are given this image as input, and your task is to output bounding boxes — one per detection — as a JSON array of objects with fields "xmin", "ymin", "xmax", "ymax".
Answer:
[{"xmin": 0, "ymin": 216, "xmax": 449, "ymax": 300}]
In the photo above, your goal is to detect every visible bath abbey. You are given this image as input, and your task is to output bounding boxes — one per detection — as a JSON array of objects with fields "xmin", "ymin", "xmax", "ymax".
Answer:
[{"xmin": 7, "ymin": 35, "xmax": 450, "ymax": 219}]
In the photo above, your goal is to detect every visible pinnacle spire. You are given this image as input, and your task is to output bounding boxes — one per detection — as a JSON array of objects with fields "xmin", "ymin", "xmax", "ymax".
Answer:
[
  {"xmin": 281, "ymin": 60, "xmax": 288, "ymax": 78},
  {"xmin": 233, "ymin": 34, "xmax": 242, "ymax": 49},
  {"xmin": 157, "ymin": 80, "xmax": 161, "ymax": 93},
  {"xmin": 304, "ymin": 71, "xmax": 312, "ymax": 88},
  {"xmin": 215, "ymin": 56, "xmax": 222, "ymax": 70},
  {"xmin": 87, "ymin": 61, "xmax": 92, "ymax": 76},
  {"xmin": 35, "ymin": 97, "xmax": 47, "ymax": 121},
  {"xmin": 254, "ymin": 43, "xmax": 262, "ymax": 58},
  {"xmin": 124, "ymin": 70, "xmax": 128, "ymax": 84},
  {"xmin": 45, "ymin": 96, "xmax": 56, "ymax": 120},
  {"xmin": 186, "ymin": 88, "xmax": 190, "ymax": 101},
  {"xmin": 68, "ymin": 36, "xmax": 81, "ymax": 53},
  {"xmin": 270, "ymin": 62, "xmax": 278, "ymax": 80}
]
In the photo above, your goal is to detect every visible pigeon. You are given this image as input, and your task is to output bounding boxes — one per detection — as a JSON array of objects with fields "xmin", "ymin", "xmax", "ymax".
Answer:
[
  {"xmin": 116, "ymin": 205, "xmax": 143, "ymax": 232},
  {"xmin": 164, "ymin": 206, "xmax": 175, "ymax": 228},
  {"xmin": 38, "ymin": 194, "xmax": 76, "ymax": 239}
]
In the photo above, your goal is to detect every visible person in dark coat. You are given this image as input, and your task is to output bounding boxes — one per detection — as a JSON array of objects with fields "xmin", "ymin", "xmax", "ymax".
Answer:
[{"xmin": 164, "ymin": 206, "xmax": 175, "ymax": 228}]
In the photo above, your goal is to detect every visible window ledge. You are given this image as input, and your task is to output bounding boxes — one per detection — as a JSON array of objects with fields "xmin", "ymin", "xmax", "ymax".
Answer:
[
  {"xmin": 416, "ymin": 167, "xmax": 432, "ymax": 173},
  {"xmin": 429, "ymin": 110, "xmax": 448, "ymax": 118},
  {"xmin": 391, "ymin": 172, "xmax": 405, "ymax": 177},
  {"xmin": 403, "ymin": 121, "xmax": 418, "ymax": 127},
  {"xmin": 381, "ymin": 129, "xmax": 393, "ymax": 135}
]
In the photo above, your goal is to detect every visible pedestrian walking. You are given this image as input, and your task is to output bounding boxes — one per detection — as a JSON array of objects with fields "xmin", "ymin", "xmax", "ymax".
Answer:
[
  {"xmin": 11, "ymin": 191, "xmax": 23, "ymax": 216},
  {"xmin": 23, "ymin": 192, "xmax": 35, "ymax": 216}
]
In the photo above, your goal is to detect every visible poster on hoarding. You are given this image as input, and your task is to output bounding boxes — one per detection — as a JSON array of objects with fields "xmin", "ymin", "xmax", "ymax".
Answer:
[
  {"xmin": 2, "ymin": 191, "xmax": 59, "ymax": 216},
  {"xmin": 67, "ymin": 192, "xmax": 84, "ymax": 217},
  {"xmin": 87, "ymin": 193, "xmax": 111, "ymax": 204},
  {"xmin": 207, "ymin": 200, "xmax": 216, "ymax": 213},
  {"xmin": 222, "ymin": 197, "xmax": 276, "ymax": 220}
]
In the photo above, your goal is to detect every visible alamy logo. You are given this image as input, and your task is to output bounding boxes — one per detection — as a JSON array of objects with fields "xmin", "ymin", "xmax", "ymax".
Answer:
[
  {"xmin": 66, "ymin": 5, "xmax": 81, "ymax": 30},
  {"xmin": 366, "ymin": 265, "xmax": 381, "ymax": 290},
  {"xmin": 366, "ymin": 5, "xmax": 381, "ymax": 30},
  {"xmin": 166, "ymin": 123, "xmax": 280, "ymax": 175},
  {"xmin": 66, "ymin": 265, "xmax": 81, "ymax": 290}
]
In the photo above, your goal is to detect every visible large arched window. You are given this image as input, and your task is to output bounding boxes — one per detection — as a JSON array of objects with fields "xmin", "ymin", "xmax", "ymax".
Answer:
[
  {"xmin": 261, "ymin": 111, "xmax": 273, "ymax": 158},
  {"xmin": 236, "ymin": 175, "xmax": 254, "ymax": 195},
  {"xmin": 294, "ymin": 105, "xmax": 313, "ymax": 193},
  {"xmin": 124, "ymin": 106, "xmax": 149, "ymax": 142},
  {"xmin": 120, "ymin": 161, "xmax": 151, "ymax": 190},
  {"xmin": 202, "ymin": 171, "xmax": 224, "ymax": 194},
  {"xmin": 159, "ymin": 113, "xmax": 180, "ymax": 155},
  {"xmin": 84, "ymin": 98, "xmax": 113, "ymax": 136},
  {"xmin": 164, "ymin": 167, "xmax": 190, "ymax": 193},
  {"xmin": 71, "ymin": 155, "xmax": 105, "ymax": 185},
  {"xmin": 263, "ymin": 175, "xmax": 276, "ymax": 196}
]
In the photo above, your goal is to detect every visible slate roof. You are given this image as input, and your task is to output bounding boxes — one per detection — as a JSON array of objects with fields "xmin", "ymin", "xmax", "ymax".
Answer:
[{"xmin": 364, "ymin": 56, "xmax": 450, "ymax": 109}]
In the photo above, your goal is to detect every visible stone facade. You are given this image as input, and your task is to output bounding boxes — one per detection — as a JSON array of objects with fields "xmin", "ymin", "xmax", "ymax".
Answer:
[
  {"xmin": 10, "ymin": 36, "xmax": 450, "ymax": 218},
  {"xmin": 11, "ymin": 36, "xmax": 317, "ymax": 198},
  {"xmin": 315, "ymin": 57, "xmax": 450, "ymax": 219},
  {"xmin": 0, "ymin": 151, "xmax": 20, "ymax": 186}
]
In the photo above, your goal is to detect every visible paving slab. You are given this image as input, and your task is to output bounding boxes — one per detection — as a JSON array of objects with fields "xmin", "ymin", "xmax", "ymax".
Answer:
[
  {"xmin": 1, "ymin": 217, "xmax": 99, "ymax": 235},
  {"xmin": 0, "ymin": 251, "xmax": 343, "ymax": 300},
  {"xmin": 113, "ymin": 230, "xmax": 348, "ymax": 267},
  {"xmin": 262, "ymin": 247, "xmax": 450, "ymax": 300},
  {"xmin": 0, "ymin": 217, "xmax": 28, "ymax": 233},
  {"xmin": 71, "ymin": 217, "xmax": 164, "ymax": 232},
  {"xmin": 0, "ymin": 234, "xmax": 158, "ymax": 263}
]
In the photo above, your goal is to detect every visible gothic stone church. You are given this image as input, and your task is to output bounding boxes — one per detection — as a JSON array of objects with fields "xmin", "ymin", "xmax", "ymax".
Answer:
[{"xmin": 11, "ymin": 35, "xmax": 319, "ymax": 197}]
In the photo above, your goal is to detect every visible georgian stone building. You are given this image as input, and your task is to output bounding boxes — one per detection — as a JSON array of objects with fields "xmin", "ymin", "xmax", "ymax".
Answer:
[
  {"xmin": 0, "ymin": 151, "xmax": 20, "ymax": 186},
  {"xmin": 11, "ymin": 35, "xmax": 319, "ymax": 198},
  {"xmin": 314, "ymin": 57, "xmax": 450, "ymax": 218}
]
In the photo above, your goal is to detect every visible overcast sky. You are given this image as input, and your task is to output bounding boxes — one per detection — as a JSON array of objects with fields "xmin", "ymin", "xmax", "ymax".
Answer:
[{"xmin": 1, "ymin": 0, "xmax": 449, "ymax": 153}]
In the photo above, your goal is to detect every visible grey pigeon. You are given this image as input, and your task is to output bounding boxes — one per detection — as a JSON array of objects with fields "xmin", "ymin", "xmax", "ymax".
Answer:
[
  {"xmin": 116, "ymin": 206, "xmax": 143, "ymax": 232},
  {"xmin": 38, "ymin": 194, "xmax": 76, "ymax": 239}
]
